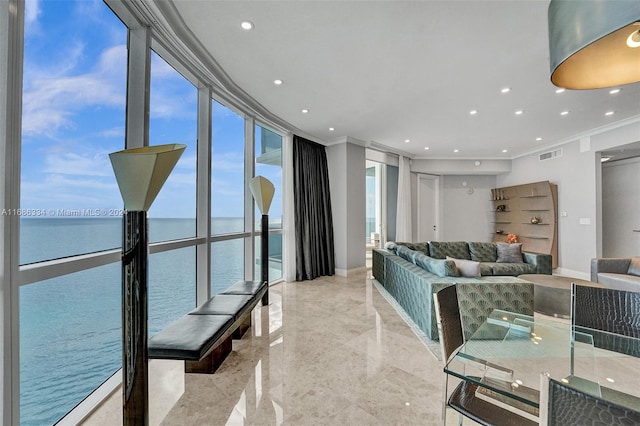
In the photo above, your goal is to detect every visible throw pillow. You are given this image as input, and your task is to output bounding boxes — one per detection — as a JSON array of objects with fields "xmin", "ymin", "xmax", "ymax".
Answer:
[
  {"xmin": 496, "ymin": 243, "xmax": 524, "ymax": 263},
  {"xmin": 447, "ymin": 256, "xmax": 480, "ymax": 278},
  {"xmin": 415, "ymin": 252, "xmax": 459, "ymax": 277},
  {"xmin": 628, "ymin": 257, "xmax": 640, "ymax": 277},
  {"xmin": 396, "ymin": 244, "xmax": 417, "ymax": 263}
]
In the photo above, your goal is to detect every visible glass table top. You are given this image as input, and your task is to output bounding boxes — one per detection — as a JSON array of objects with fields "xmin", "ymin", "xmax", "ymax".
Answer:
[{"xmin": 444, "ymin": 310, "xmax": 640, "ymax": 412}]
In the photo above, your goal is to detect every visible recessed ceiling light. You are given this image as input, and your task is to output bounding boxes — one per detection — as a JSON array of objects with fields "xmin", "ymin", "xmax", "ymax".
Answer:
[
  {"xmin": 301, "ymin": 109, "xmax": 308, "ymax": 114},
  {"xmin": 453, "ymin": 149, "xmax": 459, "ymax": 153},
  {"xmin": 560, "ymin": 110, "xmax": 569, "ymax": 116},
  {"xmin": 502, "ymin": 149, "xmax": 508, "ymax": 153},
  {"xmin": 424, "ymin": 147, "xmax": 429, "ymax": 150},
  {"xmin": 609, "ymin": 88, "xmax": 621, "ymax": 94},
  {"xmin": 555, "ymin": 88, "xmax": 565, "ymax": 94},
  {"xmin": 501, "ymin": 87, "xmax": 511, "ymax": 93},
  {"xmin": 240, "ymin": 21, "xmax": 254, "ymax": 30},
  {"xmin": 515, "ymin": 110, "xmax": 523, "ymax": 115},
  {"xmin": 536, "ymin": 137, "xmax": 543, "ymax": 141},
  {"xmin": 605, "ymin": 111, "xmax": 615, "ymax": 116},
  {"xmin": 601, "ymin": 156, "xmax": 611, "ymax": 162},
  {"xmin": 273, "ymin": 79, "xmax": 283, "ymax": 85},
  {"xmin": 469, "ymin": 110, "xmax": 478, "ymax": 115},
  {"xmin": 329, "ymin": 127, "xmax": 334, "ymax": 131},
  {"xmin": 404, "ymin": 139, "xmax": 410, "ymax": 143}
]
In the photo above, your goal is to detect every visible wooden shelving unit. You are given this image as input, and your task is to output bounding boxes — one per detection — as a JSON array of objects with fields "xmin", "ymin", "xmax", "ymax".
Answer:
[{"xmin": 490, "ymin": 181, "xmax": 558, "ymax": 268}]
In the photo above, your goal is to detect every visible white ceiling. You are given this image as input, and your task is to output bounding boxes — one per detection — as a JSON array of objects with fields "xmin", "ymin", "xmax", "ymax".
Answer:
[{"xmin": 169, "ymin": 0, "xmax": 640, "ymax": 160}]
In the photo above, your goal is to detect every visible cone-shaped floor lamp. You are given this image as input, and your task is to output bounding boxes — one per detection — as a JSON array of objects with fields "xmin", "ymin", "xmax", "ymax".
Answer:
[
  {"xmin": 548, "ymin": 0, "xmax": 640, "ymax": 89},
  {"xmin": 109, "ymin": 143, "xmax": 186, "ymax": 426},
  {"xmin": 249, "ymin": 176, "xmax": 275, "ymax": 305}
]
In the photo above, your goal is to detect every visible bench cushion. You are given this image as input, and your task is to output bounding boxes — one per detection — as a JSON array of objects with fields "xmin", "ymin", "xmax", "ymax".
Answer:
[
  {"xmin": 148, "ymin": 314, "xmax": 233, "ymax": 360},
  {"xmin": 189, "ymin": 294, "xmax": 254, "ymax": 320},
  {"xmin": 222, "ymin": 280, "xmax": 266, "ymax": 296}
]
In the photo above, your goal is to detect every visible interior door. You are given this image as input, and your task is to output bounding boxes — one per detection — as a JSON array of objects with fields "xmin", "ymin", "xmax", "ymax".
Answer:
[
  {"xmin": 417, "ymin": 174, "xmax": 439, "ymax": 241},
  {"xmin": 602, "ymin": 157, "xmax": 640, "ymax": 256}
]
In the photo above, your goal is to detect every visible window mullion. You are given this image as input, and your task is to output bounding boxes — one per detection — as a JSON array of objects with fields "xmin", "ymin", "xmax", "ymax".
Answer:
[
  {"xmin": 125, "ymin": 25, "xmax": 151, "ymax": 149},
  {"xmin": 1, "ymin": 1, "xmax": 24, "ymax": 423},
  {"xmin": 196, "ymin": 86, "xmax": 212, "ymax": 305},
  {"xmin": 244, "ymin": 116, "xmax": 255, "ymax": 281}
]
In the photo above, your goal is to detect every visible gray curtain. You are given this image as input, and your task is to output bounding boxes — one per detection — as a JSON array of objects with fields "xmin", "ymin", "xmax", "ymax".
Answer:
[{"xmin": 293, "ymin": 135, "xmax": 335, "ymax": 280}]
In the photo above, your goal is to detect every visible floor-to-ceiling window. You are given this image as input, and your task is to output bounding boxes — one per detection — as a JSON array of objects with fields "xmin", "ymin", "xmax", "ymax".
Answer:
[
  {"xmin": 147, "ymin": 50, "xmax": 198, "ymax": 333},
  {"xmin": 13, "ymin": 1, "xmax": 288, "ymax": 423},
  {"xmin": 255, "ymin": 124, "xmax": 283, "ymax": 282},
  {"xmin": 19, "ymin": 1, "xmax": 127, "ymax": 424},
  {"xmin": 210, "ymin": 100, "xmax": 246, "ymax": 294}
]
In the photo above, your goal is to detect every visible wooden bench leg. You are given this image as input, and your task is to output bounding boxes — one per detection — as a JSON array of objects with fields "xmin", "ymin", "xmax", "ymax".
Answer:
[
  {"xmin": 185, "ymin": 334, "xmax": 232, "ymax": 374},
  {"xmin": 233, "ymin": 315, "xmax": 252, "ymax": 339}
]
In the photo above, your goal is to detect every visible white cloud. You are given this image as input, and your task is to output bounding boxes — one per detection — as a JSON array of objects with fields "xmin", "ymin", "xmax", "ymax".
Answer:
[
  {"xmin": 44, "ymin": 151, "xmax": 113, "ymax": 177},
  {"xmin": 211, "ymin": 151, "xmax": 245, "ymax": 172},
  {"xmin": 21, "ymin": 174, "xmax": 120, "ymax": 208},
  {"xmin": 24, "ymin": 0, "xmax": 40, "ymax": 26},
  {"xmin": 22, "ymin": 44, "xmax": 127, "ymax": 137}
]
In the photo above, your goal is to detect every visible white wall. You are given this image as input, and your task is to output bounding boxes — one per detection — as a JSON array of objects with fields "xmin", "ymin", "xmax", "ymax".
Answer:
[
  {"xmin": 326, "ymin": 141, "xmax": 366, "ymax": 275},
  {"xmin": 440, "ymin": 175, "xmax": 497, "ymax": 242},
  {"xmin": 498, "ymin": 120, "xmax": 640, "ymax": 278}
]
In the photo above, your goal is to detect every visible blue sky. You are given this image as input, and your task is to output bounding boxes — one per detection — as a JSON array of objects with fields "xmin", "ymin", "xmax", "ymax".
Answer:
[{"xmin": 20, "ymin": 0, "xmax": 281, "ymax": 220}]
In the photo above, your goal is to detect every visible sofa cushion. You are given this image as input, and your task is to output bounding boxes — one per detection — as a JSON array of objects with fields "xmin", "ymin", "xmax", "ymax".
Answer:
[
  {"xmin": 596, "ymin": 273, "xmax": 640, "ymax": 292},
  {"xmin": 496, "ymin": 243, "xmax": 523, "ymax": 263},
  {"xmin": 478, "ymin": 263, "xmax": 496, "ymax": 276},
  {"xmin": 415, "ymin": 252, "xmax": 459, "ymax": 277},
  {"xmin": 447, "ymin": 256, "xmax": 480, "ymax": 277},
  {"xmin": 486, "ymin": 262, "xmax": 536, "ymax": 276},
  {"xmin": 394, "ymin": 242, "xmax": 429, "ymax": 256},
  {"xmin": 429, "ymin": 241, "xmax": 470, "ymax": 260},
  {"xmin": 468, "ymin": 242, "xmax": 497, "ymax": 262},
  {"xmin": 628, "ymin": 257, "xmax": 640, "ymax": 277}
]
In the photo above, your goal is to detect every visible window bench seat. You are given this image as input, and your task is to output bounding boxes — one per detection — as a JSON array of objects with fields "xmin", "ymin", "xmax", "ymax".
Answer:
[{"xmin": 148, "ymin": 280, "xmax": 268, "ymax": 374}]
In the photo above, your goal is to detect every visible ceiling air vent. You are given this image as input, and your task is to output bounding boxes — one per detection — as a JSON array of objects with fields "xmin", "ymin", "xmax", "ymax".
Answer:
[{"xmin": 539, "ymin": 148, "xmax": 563, "ymax": 161}]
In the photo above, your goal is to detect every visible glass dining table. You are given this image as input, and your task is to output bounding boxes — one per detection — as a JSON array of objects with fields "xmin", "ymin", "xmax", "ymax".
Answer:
[{"xmin": 444, "ymin": 309, "xmax": 640, "ymax": 420}]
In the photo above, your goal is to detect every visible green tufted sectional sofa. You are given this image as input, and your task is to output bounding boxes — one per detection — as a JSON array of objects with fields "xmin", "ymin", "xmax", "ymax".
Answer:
[{"xmin": 372, "ymin": 241, "xmax": 552, "ymax": 340}]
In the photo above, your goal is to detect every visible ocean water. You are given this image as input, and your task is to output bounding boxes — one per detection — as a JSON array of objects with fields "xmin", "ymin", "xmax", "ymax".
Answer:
[{"xmin": 18, "ymin": 217, "xmax": 273, "ymax": 425}]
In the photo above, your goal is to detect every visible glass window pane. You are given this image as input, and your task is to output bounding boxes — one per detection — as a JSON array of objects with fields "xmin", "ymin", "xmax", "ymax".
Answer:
[
  {"xmin": 148, "ymin": 51, "xmax": 197, "ymax": 242},
  {"xmin": 211, "ymin": 239, "xmax": 244, "ymax": 295},
  {"xmin": 20, "ymin": 0, "xmax": 127, "ymax": 264},
  {"xmin": 20, "ymin": 264, "xmax": 121, "ymax": 425},
  {"xmin": 255, "ymin": 234, "xmax": 283, "ymax": 283},
  {"xmin": 149, "ymin": 247, "xmax": 196, "ymax": 335},
  {"xmin": 211, "ymin": 100, "xmax": 245, "ymax": 236},
  {"xmin": 255, "ymin": 125, "xmax": 282, "ymax": 230},
  {"xmin": 21, "ymin": 218, "xmax": 121, "ymax": 265}
]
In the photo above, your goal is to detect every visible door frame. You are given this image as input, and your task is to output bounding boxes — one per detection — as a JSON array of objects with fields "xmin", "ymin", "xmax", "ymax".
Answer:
[{"xmin": 416, "ymin": 174, "xmax": 441, "ymax": 241}]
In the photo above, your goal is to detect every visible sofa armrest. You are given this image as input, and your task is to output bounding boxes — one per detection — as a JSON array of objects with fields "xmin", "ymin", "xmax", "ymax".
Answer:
[
  {"xmin": 522, "ymin": 252, "xmax": 552, "ymax": 275},
  {"xmin": 590, "ymin": 258, "xmax": 632, "ymax": 282},
  {"xmin": 372, "ymin": 248, "xmax": 395, "ymax": 285}
]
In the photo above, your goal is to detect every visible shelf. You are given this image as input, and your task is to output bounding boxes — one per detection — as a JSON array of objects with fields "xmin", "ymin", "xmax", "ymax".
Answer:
[{"xmin": 491, "ymin": 181, "xmax": 558, "ymax": 268}]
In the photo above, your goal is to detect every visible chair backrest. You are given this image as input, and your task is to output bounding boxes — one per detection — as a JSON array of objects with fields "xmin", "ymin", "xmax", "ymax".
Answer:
[
  {"xmin": 433, "ymin": 285, "xmax": 464, "ymax": 364},
  {"xmin": 571, "ymin": 283, "xmax": 640, "ymax": 356},
  {"xmin": 539, "ymin": 373, "xmax": 640, "ymax": 426}
]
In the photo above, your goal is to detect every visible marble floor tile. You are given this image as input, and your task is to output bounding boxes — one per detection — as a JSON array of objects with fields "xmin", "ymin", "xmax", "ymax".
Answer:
[{"xmin": 83, "ymin": 273, "xmax": 476, "ymax": 425}]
